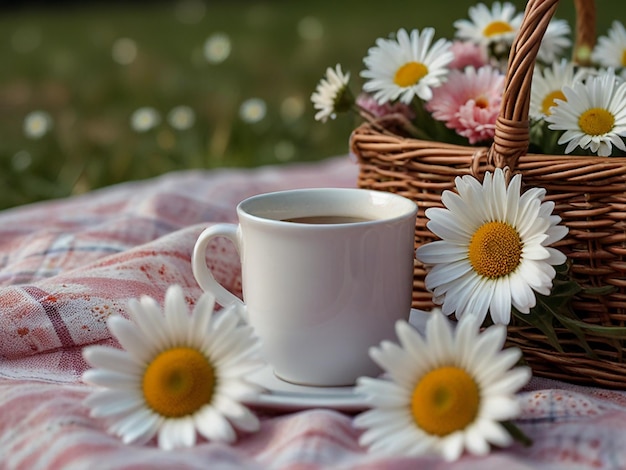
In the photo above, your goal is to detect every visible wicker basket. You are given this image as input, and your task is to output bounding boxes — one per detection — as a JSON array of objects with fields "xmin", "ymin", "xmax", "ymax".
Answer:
[{"xmin": 350, "ymin": 0, "xmax": 626, "ymax": 389}]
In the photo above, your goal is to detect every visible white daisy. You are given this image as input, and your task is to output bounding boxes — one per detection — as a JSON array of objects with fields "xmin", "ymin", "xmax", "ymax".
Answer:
[
  {"xmin": 354, "ymin": 312, "xmax": 531, "ymax": 462},
  {"xmin": 310, "ymin": 64, "xmax": 352, "ymax": 122},
  {"xmin": 453, "ymin": 2, "xmax": 522, "ymax": 47},
  {"xmin": 23, "ymin": 110, "xmax": 52, "ymax": 139},
  {"xmin": 130, "ymin": 107, "xmax": 161, "ymax": 132},
  {"xmin": 167, "ymin": 105, "xmax": 196, "ymax": 130},
  {"xmin": 239, "ymin": 98, "xmax": 267, "ymax": 123},
  {"xmin": 537, "ymin": 18, "xmax": 572, "ymax": 64},
  {"xmin": 530, "ymin": 59, "xmax": 581, "ymax": 120},
  {"xmin": 82, "ymin": 285, "xmax": 263, "ymax": 450},
  {"xmin": 360, "ymin": 28, "xmax": 453, "ymax": 104},
  {"xmin": 591, "ymin": 21, "xmax": 626, "ymax": 69},
  {"xmin": 204, "ymin": 32, "xmax": 232, "ymax": 64},
  {"xmin": 415, "ymin": 168, "xmax": 568, "ymax": 325},
  {"xmin": 546, "ymin": 69, "xmax": 626, "ymax": 156}
]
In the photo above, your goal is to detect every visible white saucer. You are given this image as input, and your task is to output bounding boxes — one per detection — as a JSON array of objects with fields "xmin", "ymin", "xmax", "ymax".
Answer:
[
  {"xmin": 243, "ymin": 364, "xmax": 369, "ymax": 412},
  {"xmin": 242, "ymin": 309, "xmax": 433, "ymax": 412}
]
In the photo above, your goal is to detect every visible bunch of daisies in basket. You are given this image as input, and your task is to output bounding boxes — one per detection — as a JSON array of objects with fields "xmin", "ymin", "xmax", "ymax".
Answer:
[{"xmin": 312, "ymin": 1, "xmax": 626, "ymax": 157}]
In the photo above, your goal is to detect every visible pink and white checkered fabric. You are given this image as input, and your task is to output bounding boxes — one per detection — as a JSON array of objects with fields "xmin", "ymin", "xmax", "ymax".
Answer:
[{"xmin": 1, "ymin": 156, "xmax": 626, "ymax": 470}]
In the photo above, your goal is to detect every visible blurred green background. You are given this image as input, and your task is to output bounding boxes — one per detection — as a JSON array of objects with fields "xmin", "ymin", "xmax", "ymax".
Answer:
[{"xmin": 0, "ymin": 0, "xmax": 621, "ymax": 210}]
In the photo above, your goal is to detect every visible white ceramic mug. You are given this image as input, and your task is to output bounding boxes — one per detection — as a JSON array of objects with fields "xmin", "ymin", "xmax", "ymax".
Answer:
[{"xmin": 192, "ymin": 188, "xmax": 417, "ymax": 386}]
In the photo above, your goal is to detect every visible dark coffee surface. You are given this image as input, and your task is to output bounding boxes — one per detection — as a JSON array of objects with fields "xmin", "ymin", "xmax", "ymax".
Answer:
[{"xmin": 281, "ymin": 215, "xmax": 372, "ymax": 224}]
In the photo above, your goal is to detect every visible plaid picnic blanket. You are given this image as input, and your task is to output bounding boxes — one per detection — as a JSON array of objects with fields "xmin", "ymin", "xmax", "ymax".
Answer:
[{"xmin": 1, "ymin": 156, "xmax": 626, "ymax": 470}]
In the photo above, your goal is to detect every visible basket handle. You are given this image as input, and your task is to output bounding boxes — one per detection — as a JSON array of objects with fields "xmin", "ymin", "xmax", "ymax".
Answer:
[{"xmin": 488, "ymin": 0, "xmax": 596, "ymax": 170}]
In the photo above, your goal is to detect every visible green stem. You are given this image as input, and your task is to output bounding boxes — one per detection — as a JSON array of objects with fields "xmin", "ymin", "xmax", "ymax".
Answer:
[{"xmin": 502, "ymin": 421, "xmax": 533, "ymax": 447}]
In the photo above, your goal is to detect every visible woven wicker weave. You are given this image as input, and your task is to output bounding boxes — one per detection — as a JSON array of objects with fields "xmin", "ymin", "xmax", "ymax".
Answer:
[{"xmin": 350, "ymin": 0, "xmax": 626, "ymax": 388}]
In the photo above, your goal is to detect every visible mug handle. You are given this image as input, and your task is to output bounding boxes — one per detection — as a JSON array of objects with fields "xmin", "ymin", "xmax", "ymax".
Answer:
[{"xmin": 192, "ymin": 224, "xmax": 245, "ymax": 309}]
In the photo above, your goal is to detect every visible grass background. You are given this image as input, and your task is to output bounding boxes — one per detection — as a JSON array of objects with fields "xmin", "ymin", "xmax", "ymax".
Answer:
[{"xmin": 0, "ymin": 0, "xmax": 622, "ymax": 210}]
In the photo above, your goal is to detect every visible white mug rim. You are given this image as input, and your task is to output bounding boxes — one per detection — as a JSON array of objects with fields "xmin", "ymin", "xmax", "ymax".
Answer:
[{"xmin": 236, "ymin": 187, "xmax": 417, "ymax": 227}]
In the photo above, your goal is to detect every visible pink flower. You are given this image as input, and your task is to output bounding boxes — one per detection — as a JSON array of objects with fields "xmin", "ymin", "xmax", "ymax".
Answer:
[
  {"xmin": 449, "ymin": 41, "xmax": 489, "ymax": 70},
  {"xmin": 356, "ymin": 93, "xmax": 416, "ymax": 120},
  {"xmin": 426, "ymin": 65, "xmax": 504, "ymax": 144}
]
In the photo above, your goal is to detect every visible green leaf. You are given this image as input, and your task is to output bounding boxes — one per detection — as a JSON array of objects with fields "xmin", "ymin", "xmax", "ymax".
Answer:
[
  {"xmin": 550, "ymin": 310, "xmax": 597, "ymax": 358},
  {"xmin": 502, "ymin": 421, "xmax": 533, "ymax": 448},
  {"xmin": 552, "ymin": 314, "xmax": 626, "ymax": 339},
  {"xmin": 579, "ymin": 285, "xmax": 616, "ymax": 297},
  {"xmin": 512, "ymin": 303, "xmax": 563, "ymax": 353}
]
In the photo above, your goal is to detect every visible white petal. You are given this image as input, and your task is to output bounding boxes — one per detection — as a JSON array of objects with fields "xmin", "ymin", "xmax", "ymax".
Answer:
[
  {"xmin": 82, "ymin": 369, "xmax": 140, "ymax": 390},
  {"xmin": 484, "ymin": 367, "xmax": 532, "ymax": 395},
  {"xmin": 111, "ymin": 407, "xmax": 158, "ymax": 442},
  {"xmin": 461, "ymin": 277, "xmax": 494, "ymax": 321},
  {"xmin": 84, "ymin": 389, "xmax": 144, "ymax": 417},
  {"xmin": 208, "ymin": 331, "xmax": 260, "ymax": 371},
  {"xmin": 395, "ymin": 321, "xmax": 433, "ymax": 374},
  {"xmin": 127, "ymin": 298, "xmax": 170, "ymax": 350},
  {"xmin": 215, "ymin": 378, "xmax": 263, "ymax": 401},
  {"xmin": 203, "ymin": 309, "xmax": 240, "ymax": 351},
  {"xmin": 416, "ymin": 241, "xmax": 468, "ymax": 265},
  {"xmin": 195, "ymin": 406, "xmax": 237, "ymax": 443},
  {"xmin": 521, "ymin": 243, "xmax": 551, "ymax": 261},
  {"xmin": 83, "ymin": 346, "xmax": 142, "ymax": 375},
  {"xmin": 426, "ymin": 209, "xmax": 474, "ymax": 242},
  {"xmin": 369, "ymin": 341, "xmax": 416, "ymax": 385},
  {"xmin": 545, "ymin": 246, "xmax": 567, "ymax": 265},
  {"xmin": 164, "ymin": 285, "xmax": 191, "ymax": 347},
  {"xmin": 476, "ymin": 419, "xmax": 513, "ymax": 447},
  {"xmin": 188, "ymin": 292, "xmax": 216, "ymax": 346},
  {"xmin": 358, "ymin": 414, "xmax": 413, "ymax": 449},
  {"xmin": 481, "ymin": 395, "xmax": 521, "ymax": 421},
  {"xmin": 441, "ymin": 191, "xmax": 481, "ymax": 231},
  {"xmin": 353, "ymin": 407, "xmax": 410, "ymax": 431},
  {"xmin": 211, "ymin": 394, "xmax": 260, "ymax": 432},
  {"xmin": 427, "ymin": 313, "xmax": 455, "ymax": 366},
  {"xmin": 119, "ymin": 411, "xmax": 161, "ymax": 446},
  {"xmin": 107, "ymin": 316, "xmax": 155, "ymax": 363},
  {"xmin": 157, "ymin": 419, "xmax": 178, "ymax": 450},
  {"xmin": 489, "ymin": 278, "xmax": 512, "ymax": 324},
  {"xmin": 454, "ymin": 314, "xmax": 482, "ymax": 363},
  {"xmin": 465, "ymin": 426, "xmax": 490, "ymax": 456},
  {"xmin": 473, "ymin": 347, "xmax": 522, "ymax": 384},
  {"xmin": 355, "ymin": 377, "xmax": 410, "ymax": 407},
  {"xmin": 464, "ymin": 324, "xmax": 507, "ymax": 373},
  {"xmin": 440, "ymin": 431, "xmax": 464, "ymax": 461},
  {"xmin": 504, "ymin": 174, "xmax": 522, "ymax": 223},
  {"xmin": 217, "ymin": 359, "xmax": 264, "ymax": 382},
  {"xmin": 426, "ymin": 260, "xmax": 473, "ymax": 292},
  {"xmin": 509, "ymin": 276, "xmax": 537, "ymax": 313}
]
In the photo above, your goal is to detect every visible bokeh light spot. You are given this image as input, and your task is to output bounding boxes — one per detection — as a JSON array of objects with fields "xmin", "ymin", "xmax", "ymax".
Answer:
[
  {"xmin": 12, "ymin": 151, "xmax": 33, "ymax": 171},
  {"xmin": 112, "ymin": 38, "xmax": 138, "ymax": 65},
  {"xmin": 167, "ymin": 106, "xmax": 196, "ymax": 130},
  {"xmin": 275, "ymin": 140, "xmax": 296, "ymax": 162},
  {"xmin": 204, "ymin": 33, "xmax": 231, "ymax": 64},
  {"xmin": 239, "ymin": 98, "xmax": 267, "ymax": 123},
  {"xmin": 280, "ymin": 96, "xmax": 305, "ymax": 122},
  {"xmin": 297, "ymin": 16, "xmax": 324, "ymax": 41},
  {"xmin": 23, "ymin": 111, "xmax": 52, "ymax": 139},
  {"xmin": 131, "ymin": 107, "xmax": 161, "ymax": 132}
]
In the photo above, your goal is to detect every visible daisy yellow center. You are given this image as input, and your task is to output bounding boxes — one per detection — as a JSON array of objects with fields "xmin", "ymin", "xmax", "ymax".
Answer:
[
  {"xmin": 394, "ymin": 61, "xmax": 428, "ymax": 87},
  {"xmin": 578, "ymin": 107, "xmax": 615, "ymax": 136},
  {"xmin": 622, "ymin": 49, "xmax": 626, "ymax": 67},
  {"xmin": 468, "ymin": 221, "xmax": 522, "ymax": 278},
  {"xmin": 483, "ymin": 21, "xmax": 514, "ymax": 37},
  {"xmin": 143, "ymin": 347, "xmax": 215, "ymax": 418},
  {"xmin": 541, "ymin": 90, "xmax": 566, "ymax": 116},
  {"xmin": 411, "ymin": 366, "xmax": 480, "ymax": 436}
]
